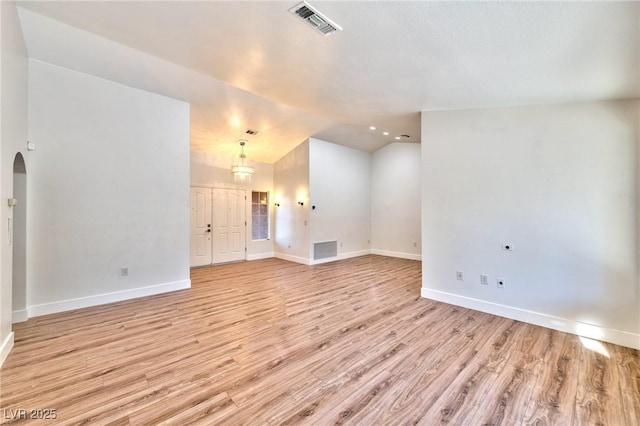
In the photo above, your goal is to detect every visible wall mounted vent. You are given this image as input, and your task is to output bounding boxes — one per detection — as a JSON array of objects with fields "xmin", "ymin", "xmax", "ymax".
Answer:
[
  {"xmin": 289, "ymin": 2, "xmax": 342, "ymax": 36},
  {"xmin": 314, "ymin": 241, "xmax": 338, "ymax": 260}
]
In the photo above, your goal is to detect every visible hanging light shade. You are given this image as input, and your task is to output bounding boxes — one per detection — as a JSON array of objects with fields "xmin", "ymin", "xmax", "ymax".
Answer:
[{"xmin": 231, "ymin": 140, "xmax": 254, "ymax": 183}]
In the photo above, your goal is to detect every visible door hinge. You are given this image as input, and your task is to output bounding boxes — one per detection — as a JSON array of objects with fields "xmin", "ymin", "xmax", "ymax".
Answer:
[
  {"xmin": 245, "ymin": 247, "xmax": 247, "ymax": 252},
  {"xmin": 245, "ymin": 221, "xmax": 247, "ymax": 226}
]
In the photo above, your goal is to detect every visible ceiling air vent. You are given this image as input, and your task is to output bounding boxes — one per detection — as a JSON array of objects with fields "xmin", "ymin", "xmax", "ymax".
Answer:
[
  {"xmin": 245, "ymin": 129, "xmax": 259, "ymax": 135},
  {"xmin": 289, "ymin": 1, "xmax": 342, "ymax": 36}
]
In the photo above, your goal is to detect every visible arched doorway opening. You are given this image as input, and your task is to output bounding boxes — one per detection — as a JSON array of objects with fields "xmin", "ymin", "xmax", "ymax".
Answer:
[{"xmin": 12, "ymin": 153, "xmax": 27, "ymax": 323}]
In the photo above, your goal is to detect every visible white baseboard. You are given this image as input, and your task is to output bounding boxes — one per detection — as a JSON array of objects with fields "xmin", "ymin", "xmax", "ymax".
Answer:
[
  {"xmin": 12, "ymin": 309, "xmax": 28, "ymax": 324},
  {"xmin": 371, "ymin": 249, "xmax": 422, "ymax": 261},
  {"xmin": 421, "ymin": 288, "xmax": 640, "ymax": 350},
  {"xmin": 310, "ymin": 249, "xmax": 372, "ymax": 265},
  {"xmin": 274, "ymin": 252, "xmax": 311, "ymax": 265},
  {"xmin": 275, "ymin": 250, "xmax": 373, "ymax": 266},
  {"xmin": 275, "ymin": 249, "xmax": 415, "ymax": 266},
  {"xmin": 247, "ymin": 252, "xmax": 274, "ymax": 261},
  {"xmin": 28, "ymin": 279, "xmax": 191, "ymax": 318},
  {"xmin": 0, "ymin": 332, "xmax": 15, "ymax": 367}
]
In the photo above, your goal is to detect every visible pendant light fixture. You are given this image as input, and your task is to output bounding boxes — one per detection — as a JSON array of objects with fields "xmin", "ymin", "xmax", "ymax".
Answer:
[{"xmin": 231, "ymin": 139, "xmax": 254, "ymax": 183}]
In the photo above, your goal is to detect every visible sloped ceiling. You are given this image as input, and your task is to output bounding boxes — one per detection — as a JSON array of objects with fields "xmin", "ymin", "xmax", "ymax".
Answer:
[{"xmin": 16, "ymin": 1, "xmax": 640, "ymax": 163}]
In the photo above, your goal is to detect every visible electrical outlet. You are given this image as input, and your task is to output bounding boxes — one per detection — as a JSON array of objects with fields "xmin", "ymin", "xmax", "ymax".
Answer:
[
  {"xmin": 497, "ymin": 278, "xmax": 505, "ymax": 288},
  {"xmin": 501, "ymin": 244, "xmax": 514, "ymax": 251},
  {"xmin": 480, "ymin": 274, "xmax": 488, "ymax": 285},
  {"xmin": 456, "ymin": 271, "xmax": 464, "ymax": 281},
  {"xmin": 121, "ymin": 267, "xmax": 129, "ymax": 277}
]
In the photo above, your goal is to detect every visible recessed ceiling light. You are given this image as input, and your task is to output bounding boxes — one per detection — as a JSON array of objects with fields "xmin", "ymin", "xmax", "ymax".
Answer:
[
  {"xmin": 369, "ymin": 126, "xmax": 376, "ymax": 130},
  {"xmin": 383, "ymin": 131, "xmax": 389, "ymax": 136},
  {"xmin": 395, "ymin": 136, "xmax": 400, "ymax": 140}
]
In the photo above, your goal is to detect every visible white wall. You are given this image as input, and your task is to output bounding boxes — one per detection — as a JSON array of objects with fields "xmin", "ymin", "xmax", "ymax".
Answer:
[
  {"xmin": 309, "ymin": 138, "xmax": 371, "ymax": 261},
  {"xmin": 273, "ymin": 140, "xmax": 310, "ymax": 263},
  {"xmin": 371, "ymin": 142, "xmax": 421, "ymax": 260},
  {"xmin": 273, "ymin": 138, "xmax": 373, "ymax": 265},
  {"xmin": 27, "ymin": 60, "xmax": 190, "ymax": 317},
  {"xmin": 190, "ymin": 150, "xmax": 274, "ymax": 259},
  {"xmin": 421, "ymin": 100, "xmax": 640, "ymax": 349},
  {"xmin": 0, "ymin": 0, "xmax": 29, "ymax": 366}
]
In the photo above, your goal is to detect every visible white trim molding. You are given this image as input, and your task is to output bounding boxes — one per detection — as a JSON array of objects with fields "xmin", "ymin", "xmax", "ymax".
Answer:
[
  {"xmin": 421, "ymin": 288, "xmax": 640, "ymax": 350},
  {"xmin": 371, "ymin": 249, "xmax": 421, "ymax": 261},
  {"xmin": 28, "ymin": 280, "xmax": 191, "ymax": 318},
  {"xmin": 274, "ymin": 252, "xmax": 311, "ymax": 265},
  {"xmin": 0, "ymin": 332, "xmax": 15, "ymax": 367},
  {"xmin": 310, "ymin": 249, "xmax": 371, "ymax": 265},
  {"xmin": 247, "ymin": 252, "xmax": 274, "ymax": 261},
  {"xmin": 275, "ymin": 250, "xmax": 374, "ymax": 266},
  {"xmin": 12, "ymin": 310, "xmax": 28, "ymax": 324}
]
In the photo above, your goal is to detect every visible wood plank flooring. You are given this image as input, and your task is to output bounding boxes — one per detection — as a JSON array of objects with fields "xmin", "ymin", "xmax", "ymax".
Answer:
[{"xmin": 1, "ymin": 255, "xmax": 638, "ymax": 425}]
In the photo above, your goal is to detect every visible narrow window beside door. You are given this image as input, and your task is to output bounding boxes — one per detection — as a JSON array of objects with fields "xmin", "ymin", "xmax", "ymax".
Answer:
[{"xmin": 251, "ymin": 191, "xmax": 269, "ymax": 240}]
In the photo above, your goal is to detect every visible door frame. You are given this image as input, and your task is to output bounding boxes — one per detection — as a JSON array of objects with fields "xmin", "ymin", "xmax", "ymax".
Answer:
[
  {"xmin": 189, "ymin": 185, "xmax": 247, "ymax": 266},
  {"xmin": 12, "ymin": 153, "xmax": 27, "ymax": 324},
  {"xmin": 190, "ymin": 186, "xmax": 213, "ymax": 267}
]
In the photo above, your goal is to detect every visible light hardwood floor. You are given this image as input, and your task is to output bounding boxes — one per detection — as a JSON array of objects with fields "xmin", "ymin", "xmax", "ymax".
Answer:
[{"xmin": 1, "ymin": 256, "xmax": 638, "ymax": 425}]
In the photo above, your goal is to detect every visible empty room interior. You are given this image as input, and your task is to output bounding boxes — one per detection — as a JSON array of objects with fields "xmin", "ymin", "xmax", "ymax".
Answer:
[{"xmin": 0, "ymin": 1, "xmax": 639, "ymax": 424}]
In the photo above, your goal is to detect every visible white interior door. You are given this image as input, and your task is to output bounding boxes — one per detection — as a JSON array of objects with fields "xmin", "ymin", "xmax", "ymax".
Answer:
[
  {"xmin": 190, "ymin": 187, "xmax": 212, "ymax": 267},
  {"xmin": 213, "ymin": 189, "xmax": 246, "ymax": 264}
]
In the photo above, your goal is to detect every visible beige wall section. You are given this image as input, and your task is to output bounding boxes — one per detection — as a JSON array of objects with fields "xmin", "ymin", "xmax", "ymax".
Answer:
[
  {"xmin": 421, "ymin": 99, "xmax": 640, "ymax": 348},
  {"xmin": 0, "ymin": 0, "xmax": 29, "ymax": 366}
]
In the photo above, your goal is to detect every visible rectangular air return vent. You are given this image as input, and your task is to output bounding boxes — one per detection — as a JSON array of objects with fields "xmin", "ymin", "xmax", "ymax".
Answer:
[
  {"xmin": 314, "ymin": 241, "xmax": 338, "ymax": 260},
  {"xmin": 289, "ymin": 1, "xmax": 342, "ymax": 36}
]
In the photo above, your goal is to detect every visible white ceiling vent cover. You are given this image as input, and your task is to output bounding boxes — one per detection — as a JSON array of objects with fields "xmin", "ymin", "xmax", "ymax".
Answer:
[{"xmin": 289, "ymin": 1, "xmax": 342, "ymax": 36}]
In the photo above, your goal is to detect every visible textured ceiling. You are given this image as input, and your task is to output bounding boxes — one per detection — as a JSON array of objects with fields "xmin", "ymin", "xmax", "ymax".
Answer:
[{"xmin": 16, "ymin": 1, "xmax": 640, "ymax": 163}]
